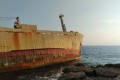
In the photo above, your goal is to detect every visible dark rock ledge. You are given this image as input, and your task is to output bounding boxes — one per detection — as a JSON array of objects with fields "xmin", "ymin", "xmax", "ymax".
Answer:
[{"xmin": 58, "ymin": 63, "xmax": 120, "ymax": 80}]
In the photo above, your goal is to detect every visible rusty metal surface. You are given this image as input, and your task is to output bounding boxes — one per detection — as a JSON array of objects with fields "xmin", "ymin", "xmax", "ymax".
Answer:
[
  {"xmin": 0, "ymin": 24, "xmax": 83, "ymax": 73},
  {"xmin": 0, "ymin": 48, "xmax": 80, "ymax": 73},
  {"xmin": 0, "ymin": 24, "xmax": 83, "ymax": 52}
]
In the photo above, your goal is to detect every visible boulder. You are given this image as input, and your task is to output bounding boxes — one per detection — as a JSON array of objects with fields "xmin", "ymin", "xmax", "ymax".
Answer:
[
  {"xmin": 117, "ymin": 75, "xmax": 120, "ymax": 79},
  {"xmin": 62, "ymin": 65, "xmax": 93, "ymax": 76},
  {"xmin": 58, "ymin": 72, "xmax": 86, "ymax": 80},
  {"xmin": 75, "ymin": 63, "xmax": 85, "ymax": 67},
  {"xmin": 62, "ymin": 67, "xmax": 79, "ymax": 73},
  {"xmin": 83, "ymin": 77, "xmax": 112, "ymax": 80},
  {"xmin": 76, "ymin": 65, "xmax": 93, "ymax": 75},
  {"xmin": 59, "ymin": 63, "xmax": 120, "ymax": 80},
  {"xmin": 95, "ymin": 67, "xmax": 120, "ymax": 77},
  {"xmin": 104, "ymin": 64, "xmax": 120, "ymax": 68}
]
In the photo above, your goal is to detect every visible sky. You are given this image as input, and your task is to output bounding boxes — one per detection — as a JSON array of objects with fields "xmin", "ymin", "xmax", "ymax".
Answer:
[{"xmin": 0, "ymin": 0, "xmax": 120, "ymax": 45}]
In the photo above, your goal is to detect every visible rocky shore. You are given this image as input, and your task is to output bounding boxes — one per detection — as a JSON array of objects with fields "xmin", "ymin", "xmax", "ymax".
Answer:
[
  {"xmin": 0, "ymin": 59, "xmax": 120, "ymax": 80},
  {"xmin": 58, "ymin": 63, "xmax": 120, "ymax": 80}
]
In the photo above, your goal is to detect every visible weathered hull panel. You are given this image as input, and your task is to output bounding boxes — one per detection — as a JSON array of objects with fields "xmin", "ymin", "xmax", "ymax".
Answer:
[
  {"xmin": 0, "ymin": 48, "xmax": 80, "ymax": 73},
  {"xmin": 0, "ymin": 24, "xmax": 83, "ymax": 73}
]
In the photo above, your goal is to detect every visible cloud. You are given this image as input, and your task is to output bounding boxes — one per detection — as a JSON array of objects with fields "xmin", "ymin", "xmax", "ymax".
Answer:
[{"xmin": 103, "ymin": 19, "xmax": 120, "ymax": 25}]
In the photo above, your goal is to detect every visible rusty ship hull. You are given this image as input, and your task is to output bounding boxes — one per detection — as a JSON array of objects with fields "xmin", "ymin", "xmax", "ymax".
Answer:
[{"xmin": 0, "ymin": 24, "xmax": 83, "ymax": 73}]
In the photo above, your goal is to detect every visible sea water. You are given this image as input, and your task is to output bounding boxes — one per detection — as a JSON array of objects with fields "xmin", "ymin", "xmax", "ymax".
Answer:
[{"xmin": 81, "ymin": 46, "xmax": 120, "ymax": 66}]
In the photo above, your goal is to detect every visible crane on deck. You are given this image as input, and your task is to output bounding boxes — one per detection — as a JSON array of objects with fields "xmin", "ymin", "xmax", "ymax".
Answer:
[{"xmin": 0, "ymin": 17, "xmax": 20, "ymax": 28}]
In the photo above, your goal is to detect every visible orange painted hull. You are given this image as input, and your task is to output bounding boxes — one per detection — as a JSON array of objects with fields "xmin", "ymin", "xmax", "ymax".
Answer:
[{"xmin": 0, "ymin": 48, "xmax": 80, "ymax": 73}]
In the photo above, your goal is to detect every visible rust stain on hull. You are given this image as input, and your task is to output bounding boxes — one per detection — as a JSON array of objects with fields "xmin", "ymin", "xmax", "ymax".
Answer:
[
  {"xmin": 13, "ymin": 33, "xmax": 19, "ymax": 50},
  {"xmin": 0, "ymin": 48, "xmax": 80, "ymax": 73}
]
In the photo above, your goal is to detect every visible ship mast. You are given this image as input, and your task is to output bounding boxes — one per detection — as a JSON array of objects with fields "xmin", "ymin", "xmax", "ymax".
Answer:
[{"xmin": 59, "ymin": 14, "xmax": 67, "ymax": 32}]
